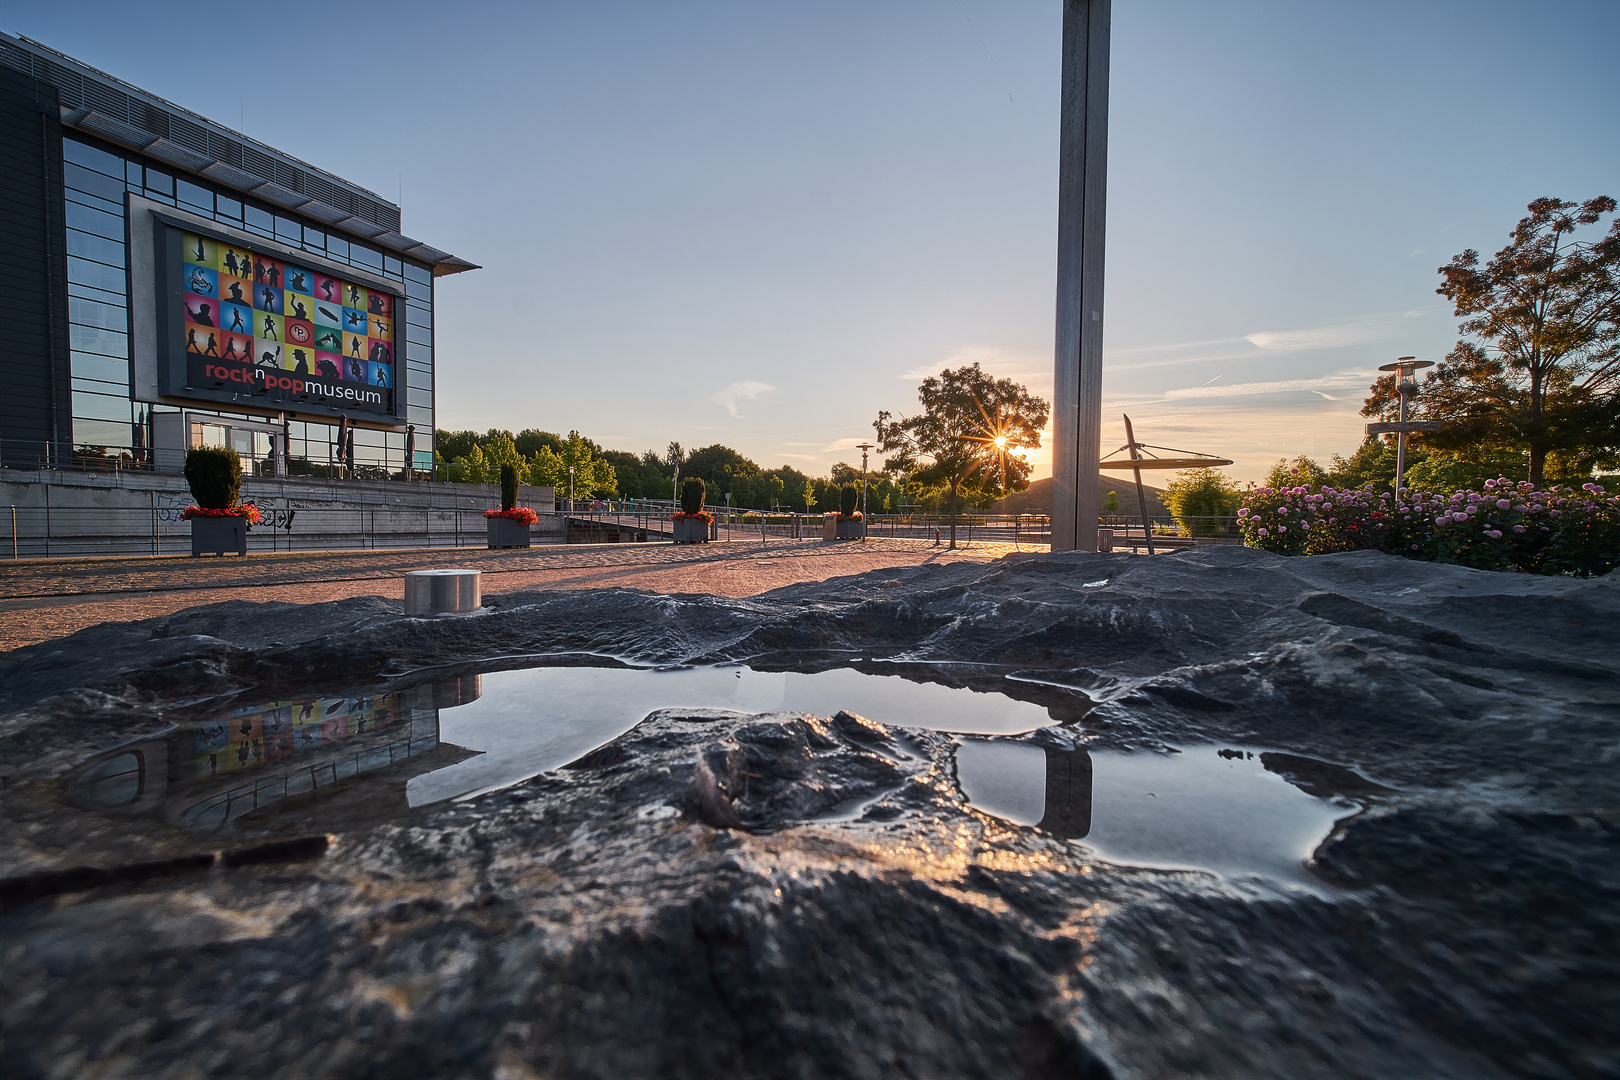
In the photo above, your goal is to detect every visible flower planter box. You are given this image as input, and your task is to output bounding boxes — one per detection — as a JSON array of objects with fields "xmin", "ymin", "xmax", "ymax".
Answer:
[
  {"xmin": 672, "ymin": 518, "xmax": 709, "ymax": 544},
  {"xmin": 190, "ymin": 516, "xmax": 247, "ymax": 556},
  {"xmin": 486, "ymin": 518, "xmax": 532, "ymax": 549},
  {"xmin": 835, "ymin": 517, "xmax": 866, "ymax": 540}
]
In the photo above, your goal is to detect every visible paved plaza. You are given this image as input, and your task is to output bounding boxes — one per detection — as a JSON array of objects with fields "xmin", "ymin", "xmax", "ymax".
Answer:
[{"xmin": 0, "ymin": 538, "xmax": 1030, "ymax": 652}]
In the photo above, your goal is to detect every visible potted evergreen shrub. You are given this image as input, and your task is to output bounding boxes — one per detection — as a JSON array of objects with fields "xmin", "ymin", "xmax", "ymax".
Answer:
[
  {"xmin": 182, "ymin": 447, "xmax": 258, "ymax": 556},
  {"xmin": 834, "ymin": 483, "xmax": 865, "ymax": 539},
  {"xmin": 672, "ymin": 477, "xmax": 713, "ymax": 543},
  {"xmin": 485, "ymin": 464, "xmax": 537, "ymax": 548}
]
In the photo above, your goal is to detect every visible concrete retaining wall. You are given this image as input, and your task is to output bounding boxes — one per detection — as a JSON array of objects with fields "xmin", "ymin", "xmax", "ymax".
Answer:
[{"xmin": 2, "ymin": 468, "xmax": 561, "ymax": 558}]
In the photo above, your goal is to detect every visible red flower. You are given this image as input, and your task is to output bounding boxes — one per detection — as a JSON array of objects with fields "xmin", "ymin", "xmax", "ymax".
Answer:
[
  {"xmin": 673, "ymin": 510, "xmax": 715, "ymax": 524},
  {"xmin": 485, "ymin": 507, "xmax": 539, "ymax": 525},
  {"xmin": 181, "ymin": 505, "xmax": 261, "ymax": 524}
]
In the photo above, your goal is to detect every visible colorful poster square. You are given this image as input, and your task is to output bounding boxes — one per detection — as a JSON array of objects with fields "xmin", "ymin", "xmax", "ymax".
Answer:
[
  {"xmin": 184, "ymin": 264, "xmax": 219, "ymax": 298},
  {"xmin": 252, "ymin": 253, "xmax": 284, "ymax": 289},
  {"xmin": 263, "ymin": 731, "xmax": 293, "ymax": 761},
  {"xmin": 311, "ymin": 351, "xmax": 341, "ymax": 379},
  {"xmin": 313, "ymin": 273, "xmax": 343, "ymax": 304},
  {"xmin": 283, "ymin": 265, "xmax": 315, "ymax": 296},
  {"xmin": 221, "ymin": 302, "xmax": 254, "ymax": 336},
  {"xmin": 367, "ymin": 313, "xmax": 392, "ymax": 341},
  {"xmin": 343, "ymin": 353, "xmax": 368, "ymax": 383},
  {"xmin": 220, "ymin": 332, "xmax": 253, "ymax": 363},
  {"xmin": 313, "ymin": 323, "xmax": 343, "ymax": 353},
  {"xmin": 341, "ymin": 306, "xmax": 367, "ymax": 334},
  {"xmin": 220, "ymin": 275, "xmax": 252, "ymax": 307},
  {"xmin": 365, "ymin": 290, "xmax": 392, "ymax": 318},
  {"xmin": 313, "ymin": 300, "xmax": 344, "ymax": 328},
  {"xmin": 366, "ymin": 361, "xmax": 393, "ymax": 388},
  {"xmin": 285, "ymin": 317, "xmax": 315, "ymax": 348},
  {"xmin": 284, "ymin": 292, "xmax": 314, "ymax": 323},
  {"xmin": 296, "ymin": 724, "xmax": 322, "ymax": 750},
  {"xmin": 183, "ymin": 293, "xmax": 218, "ymax": 328},
  {"xmin": 219, "ymin": 245, "xmax": 251, "ymax": 280},
  {"xmin": 231, "ymin": 712, "xmax": 262, "ymax": 742},
  {"xmin": 254, "ymin": 337, "xmax": 284, "ymax": 369},
  {"xmin": 193, "ymin": 720, "xmax": 230, "ymax": 753},
  {"xmin": 367, "ymin": 337, "xmax": 393, "ymax": 365},
  {"xmin": 183, "ymin": 233, "xmax": 220, "ymax": 271},
  {"xmin": 342, "ymin": 330, "xmax": 367, "ymax": 362},
  {"xmin": 194, "ymin": 751, "xmax": 224, "ymax": 780},
  {"xmin": 286, "ymin": 347, "xmax": 314, "ymax": 373},
  {"xmin": 344, "ymin": 281, "xmax": 366, "ymax": 310},
  {"xmin": 292, "ymin": 701, "xmax": 320, "ymax": 726},
  {"xmin": 254, "ymin": 282, "xmax": 283, "ymax": 314}
]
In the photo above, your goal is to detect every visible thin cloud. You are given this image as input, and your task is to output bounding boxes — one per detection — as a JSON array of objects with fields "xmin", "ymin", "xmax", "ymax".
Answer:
[
  {"xmin": 1163, "ymin": 370, "xmax": 1368, "ymax": 399},
  {"xmin": 709, "ymin": 380, "xmax": 776, "ymax": 419},
  {"xmin": 1244, "ymin": 310, "xmax": 1428, "ymax": 353}
]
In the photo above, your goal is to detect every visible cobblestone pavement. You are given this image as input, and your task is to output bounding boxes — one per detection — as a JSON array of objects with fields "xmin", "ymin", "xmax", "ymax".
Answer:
[{"xmin": 0, "ymin": 538, "xmax": 1032, "ymax": 652}]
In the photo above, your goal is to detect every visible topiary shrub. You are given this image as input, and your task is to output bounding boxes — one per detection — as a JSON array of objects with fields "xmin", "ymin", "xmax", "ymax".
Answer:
[
  {"xmin": 840, "ymin": 483, "xmax": 859, "ymax": 518},
  {"xmin": 681, "ymin": 477, "xmax": 706, "ymax": 515},
  {"xmin": 500, "ymin": 464, "xmax": 518, "ymax": 511},
  {"xmin": 184, "ymin": 447, "xmax": 242, "ymax": 509}
]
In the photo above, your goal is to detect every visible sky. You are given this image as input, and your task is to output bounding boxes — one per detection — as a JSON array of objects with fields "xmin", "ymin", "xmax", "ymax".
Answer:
[{"xmin": 13, "ymin": 1, "xmax": 1618, "ymax": 482}]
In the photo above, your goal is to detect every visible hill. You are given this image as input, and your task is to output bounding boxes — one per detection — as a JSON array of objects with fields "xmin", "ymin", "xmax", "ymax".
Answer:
[{"xmin": 990, "ymin": 475, "xmax": 1168, "ymax": 519}]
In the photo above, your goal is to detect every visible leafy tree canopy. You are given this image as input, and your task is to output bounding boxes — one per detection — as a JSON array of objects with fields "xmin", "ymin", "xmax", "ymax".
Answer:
[
  {"xmin": 875, "ymin": 363, "xmax": 1048, "ymax": 548},
  {"xmin": 1364, "ymin": 196, "xmax": 1620, "ymax": 485}
]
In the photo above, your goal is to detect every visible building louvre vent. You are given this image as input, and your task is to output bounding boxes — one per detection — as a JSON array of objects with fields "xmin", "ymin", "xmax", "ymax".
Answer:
[{"xmin": 6, "ymin": 31, "xmax": 476, "ymax": 276}]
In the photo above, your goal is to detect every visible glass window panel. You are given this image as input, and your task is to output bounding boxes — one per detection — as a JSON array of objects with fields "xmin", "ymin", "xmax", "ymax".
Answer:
[
  {"xmin": 326, "ymin": 234, "xmax": 349, "ymax": 260},
  {"xmin": 65, "ymin": 162, "xmax": 127, "ymax": 203},
  {"xmin": 126, "ymin": 160, "xmax": 143, "ymax": 184},
  {"xmin": 69, "ymin": 296, "xmax": 128, "ymax": 330},
  {"xmin": 406, "ymin": 404, "xmax": 432, "ymax": 426},
  {"xmin": 67, "ymin": 256, "xmax": 128, "ymax": 295},
  {"xmin": 66, "ymin": 200, "xmax": 125, "ymax": 241},
  {"xmin": 303, "ymin": 226, "xmax": 326, "ymax": 250},
  {"xmin": 245, "ymin": 205, "xmax": 274, "ymax": 234},
  {"xmin": 383, "ymin": 255, "xmax": 402, "ymax": 279},
  {"xmin": 63, "ymin": 138, "xmax": 124, "ymax": 178},
  {"xmin": 405, "ymin": 279, "xmax": 432, "ymax": 302},
  {"xmin": 405, "ymin": 366, "xmax": 432, "ymax": 390},
  {"xmin": 406, "ymin": 303, "xmax": 432, "ymax": 331},
  {"xmin": 177, "ymin": 179, "xmax": 213, "ymax": 213},
  {"xmin": 66, "ymin": 229, "xmax": 124, "ymax": 267},
  {"xmin": 144, "ymin": 167, "xmax": 174, "ymax": 196},
  {"xmin": 70, "ymin": 325, "xmax": 129, "ymax": 358},
  {"xmin": 216, "ymin": 195, "xmax": 243, "ymax": 221},
  {"xmin": 350, "ymin": 244, "xmax": 382, "ymax": 271},
  {"xmin": 71, "ymin": 351, "xmax": 130, "ymax": 383},
  {"xmin": 69, "ymin": 281, "xmax": 127, "ymax": 306},
  {"xmin": 275, "ymin": 216, "xmax": 301, "ymax": 242},
  {"xmin": 404, "ymin": 262, "xmax": 432, "ymax": 285},
  {"xmin": 72, "ymin": 418, "xmax": 133, "ymax": 448},
  {"xmin": 405, "ymin": 323, "xmax": 432, "ymax": 348},
  {"xmin": 406, "ymin": 387, "xmax": 432, "ymax": 409},
  {"xmin": 73, "ymin": 376, "xmax": 128, "ymax": 395},
  {"xmin": 405, "ymin": 342, "xmax": 432, "ymax": 365},
  {"xmin": 65, "ymin": 187, "xmax": 122, "ymax": 216},
  {"xmin": 73, "ymin": 390, "xmax": 132, "ymax": 423}
]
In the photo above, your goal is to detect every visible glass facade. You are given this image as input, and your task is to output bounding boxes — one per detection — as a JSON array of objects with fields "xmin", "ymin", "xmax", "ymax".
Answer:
[{"xmin": 60, "ymin": 135, "xmax": 435, "ymax": 476}]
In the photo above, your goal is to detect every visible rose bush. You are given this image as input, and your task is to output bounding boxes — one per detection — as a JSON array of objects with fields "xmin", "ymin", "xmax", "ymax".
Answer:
[
  {"xmin": 1238, "ymin": 475, "xmax": 1618, "ymax": 577},
  {"xmin": 180, "ymin": 504, "xmax": 261, "ymax": 525},
  {"xmin": 484, "ymin": 507, "xmax": 539, "ymax": 525}
]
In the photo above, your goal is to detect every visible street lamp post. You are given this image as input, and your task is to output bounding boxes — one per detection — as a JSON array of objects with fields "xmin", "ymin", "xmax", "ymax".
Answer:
[
  {"xmin": 855, "ymin": 441, "xmax": 874, "ymax": 540},
  {"xmin": 1370, "ymin": 356, "xmax": 1437, "ymax": 492}
]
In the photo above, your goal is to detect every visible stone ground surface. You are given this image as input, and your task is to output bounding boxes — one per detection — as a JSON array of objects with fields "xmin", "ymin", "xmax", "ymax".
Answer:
[
  {"xmin": 0, "ymin": 546, "xmax": 1616, "ymax": 1078},
  {"xmin": 0, "ymin": 538, "xmax": 1026, "ymax": 652}
]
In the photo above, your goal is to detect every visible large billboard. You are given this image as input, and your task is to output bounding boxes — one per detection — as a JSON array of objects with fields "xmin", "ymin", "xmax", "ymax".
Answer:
[{"xmin": 156, "ymin": 220, "xmax": 399, "ymax": 419}]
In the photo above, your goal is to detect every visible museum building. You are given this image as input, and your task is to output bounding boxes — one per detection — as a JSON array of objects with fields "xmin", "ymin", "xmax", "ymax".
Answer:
[{"xmin": 0, "ymin": 33, "xmax": 476, "ymax": 477}]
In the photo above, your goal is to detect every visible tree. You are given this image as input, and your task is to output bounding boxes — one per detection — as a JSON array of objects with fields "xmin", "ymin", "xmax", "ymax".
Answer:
[
  {"xmin": 801, "ymin": 479, "xmax": 817, "ymax": 512},
  {"xmin": 1262, "ymin": 455, "xmax": 1328, "ymax": 489},
  {"xmin": 1364, "ymin": 196, "xmax": 1620, "ymax": 487},
  {"xmin": 1163, "ymin": 469, "xmax": 1242, "ymax": 537},
  {"xmin": 875, "ymin": 363, "xmax": 1048, "ymax": 549}
]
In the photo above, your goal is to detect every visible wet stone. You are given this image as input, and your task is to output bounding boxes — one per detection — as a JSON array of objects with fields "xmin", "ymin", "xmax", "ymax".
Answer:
[{"xmin": 0, "ymin": 546, "xmax": 1616, "ymax": 1078}]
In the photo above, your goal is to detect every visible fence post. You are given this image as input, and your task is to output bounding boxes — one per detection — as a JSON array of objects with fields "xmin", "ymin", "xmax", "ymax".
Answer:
[
  {"xmin": 10, "ymin": 505, "xmax": 15, "ymax": 559},
  {"xmin": 150, "ymin": 490, "xmax": 158, "ymax": 556}
]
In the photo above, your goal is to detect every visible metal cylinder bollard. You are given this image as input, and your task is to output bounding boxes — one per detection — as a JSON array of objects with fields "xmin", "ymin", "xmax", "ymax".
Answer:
[{"xmin": 403, "ymin": 569, "xmax": 481, "ymax": 616}]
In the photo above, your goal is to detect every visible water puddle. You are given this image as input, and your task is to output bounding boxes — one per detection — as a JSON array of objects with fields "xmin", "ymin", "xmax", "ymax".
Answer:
[
  {"xmin": 60, "ymin": 665, "xmax": 1370, "ymax": 884},
  {"xmin": 956, "ymin": 740, "xmax": 1360, "ymax": 885},
  {"xmin": 414, "ymin": 665, "xmax": 1055, "ymax": 806}
]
